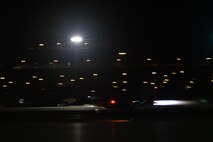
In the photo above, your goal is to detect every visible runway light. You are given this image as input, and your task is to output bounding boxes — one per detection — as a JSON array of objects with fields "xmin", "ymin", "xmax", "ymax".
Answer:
[
  {"xmin": 112, "ymin": 81, "xmax": 117, "ymax": 84},
  {"xmin": 0, "ymin": 77, "xmax": 5, "ymax": 80},
  {"xmin": 93, "ymin": 73, "xmax": 98, "ymax": 77},
  {"xmin": 39, "ymin": 43, "xmax": 44, "ymax": 47},
  {"xmin": 21, "ymin": 60, "xmax": 26, "ymax": 63},
  {"xmin": 152, "ymin": 72, "xmax": 157, "ymax": 75},
  {"xmin": 116, "ymin": 58, "xmax": 122, "ymax": 62},
  {"xmin": 118, "ymin": 52, "xmax": 127, "ymax": 55},
  {"xmin": 122, "ymin": 73, "xmax": 127, "ymax": 76},
  {"xmin": 176, "ymin": 58, "xmax": 181, "ymax": 61},
  {"xmin": 8, "ymin": 81, "xmax": 13, "ymax": 84},
  {"xmin": 113, "ymin": 85, "xmax": 118, "ymax": 88},
  {"xmin": 123, "ymin": 81, "xmax": 128, "ymax": 84},
  {"xmin": 39, "ymin": 78, "xmax": 44, "ymax": 81},
  {"xmin": 25, "ymin": 82, "xmax": 30, "ymax": 85},
  {"xmin": 57, "ymin": 42, "xmax": 62, "ymax": 46},
  {"xmin": 32, "ymin": 76, "xmax": 37, "ymax": 79},
  {"xmin": 71, "ymin": 36, "xmax": 83, "ymax": 43},
  {"xmin": 206, "ymin": 57, "xmax": 212, "ymax": 60},
  {"xmin": 143, "ymin": 81, "xmax": 148, "ymax": 84},
  {"xmin": 79, "ymin": 77, "xmax": 84, "ymax": 80},
  {"xmin": 180, "ymin": 70, "xmax": 185, "ymax": 74}
]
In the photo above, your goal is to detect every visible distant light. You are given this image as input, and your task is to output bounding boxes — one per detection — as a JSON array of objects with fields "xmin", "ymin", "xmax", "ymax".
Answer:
[
  {"xmin": 164, "ymin": 79, "xmax": 169, "ymax": 82},
  {"xmin": 18, "ymin": 99, "xmax": 24, "ymax": 104},
  {"xmin": 147, "ymin": 58, "xmax": 152, "ymax": 61},
  {"xmin": 118, "ymin": 52, "xmax": 127, "ymax": 56},
  {"xmin": 206, "ymin": 57, "xmax": 212, "ymax": 60},
  {"xmin": 39, "ymin": 43, "xmax": 44, "ymax": 47},
  {"xmin": 150, "ymin": 82, "xmax": 155, "ymax": 85},
  {"xmin": 110, "ymin": 100, "xmax": 116, "ymax": 105},
  {"xmin": 70, "ymin": 79, "xmax": 75, "ymax": 82},
  {"xmin": 93, "ymin": 73, "xmax": 98, "ymax": 77},
  {"xmin": 163, "ymin": 81, "xmax": 168, "ymax": 84},
  {"xmin": 122, "ymin": 73, "xmax": 127, "ymax": 76},
  {"xmin": 189, "ymin": 81, "xmax": 194, "ymax": 84},
  {"xmin": 163, "ymin": 75, "xmax": 168, "ymax": 77},
  {"xmin": 32, "ymin": 76, "xmax": 37, "ymax": 79},
  {"xmin": 25, "ymin": 82, "xmax": 30, "ymax": 85},
  {"xmin": 60, "ymin": 74, "xmax": 65, "ymax": 78},
  {"xmin": 112, "ymin": 81, "xmax": 117, "ymax": 84},
  {"xmin": 0, "ymin": 77, "xmax": 5, "ymax": 80},
  {"xmin": 57, "ymin": 42, "xmax": 62, "ymax": 46},
  {"xmin": 176, "ymin": 58, "xmax": 182, "ymax": 61},
  {"xmin": 8, "ymin": 81, "xmax": 13, "ymax": 84},
  {"xmin": 84, "ymin": 42, "xmax": 89, "ymax": 45},
  {"xmin": 211, "ymin": 80, "xmax": 213, "ymax": 83},
  {"xmin": 71, "ymin": 36, "xmax": 83, "ymax": 43},
  {"xmin": 143, "ymin": 81, "xmax": 148, "ymax": 84},
  {"xmin": 21, "ymin": 60, "xmax": 26, "ymax": 63},
  {"xmin": 123, "ymin": 81, "xmax": 128, "ymax": 84},
  {"xmin": 152, "ymin": 72, "xmax": 157, "ymax": 75},
  {"xmin": 116, "ymin": 58, "xmax": 122, "ymax": 62},
  {"xmin": 113, "ymin": 85, "xmax": 118, "ymax": 88},
  {"xmin": 39, "ymin": 78, "xmax": 44, "ymax": 81},
  {"xmin": 53, "ymin": 60, "xmax": 59, "ymax": 63},
  {"xmin": 79, "ymin": 77, "xmax": 84, "ymax": 80},
  {"xmin": 154, "ymin": 86, "xmax": 158, "ymax": 89},
  {"xmin": 91, "ymin": 90, "xmax": 96, "ymax": 93},
  {"xmin": 86, "ymin": 59, "xmax": 91, "ymax": 62},
  {"xmin": 180, "ymin": 70, "xmax": 185, "ymax": 74},
  {"xmin": 3, "ymin": 85, "xmax": 7, "ymax": 88},
  {"xmin": 122, "ymin": 89, "xmax": 127, "ymax": 92},
  {"xmin": 185, "ymin": 86, "xmax": 192, "ymax": 89},
  {"xmin": 172, "ymin": 72, "xmax": 177, "ymax": 75},
  {"xmin": 58, "ymin": 83, "xmax": 63, "ymax": 86}
]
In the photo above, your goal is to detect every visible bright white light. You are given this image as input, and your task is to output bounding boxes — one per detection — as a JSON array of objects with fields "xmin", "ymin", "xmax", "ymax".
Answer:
[
  {"xmin": 154, "ymin": 100, "xmax": 197, "ymax": 106},
  {"xmin": 113, "ymin": 85, "xmax": 118, "ymax": 88},
  {"xmin": 172, "ymin": 72, "xmax": 177, "ymax": 75},
  {"xmin": 57, "ymin": 42, "xmax": 62, "ymax": 46},
  {"xmin": 112, "ymin": 81, "xmax": 117, "ymax": 84},
  {"xmin": 180, "ymin": 70, "xmax": 185, "ymax": 74},
  {"xmin": 60, "ymin": 75, "xmax": 65, "ymax": 78},
  {"xmin": 58, "ymin": 83, "xmax": 63, "ymax": 86},
  {"xmin": 93, "ymin": 73, "xmax": 98, "ymax": 77},
  {"xmin": 177, "ymin": 58, "xmax": 182, "ymax": 61},
  {"xmin": 70, "ymin": 79, "xmax": 75, "ymax": 82},
  {"xmin": 116, "ymin": 59, "xmax": 122, "ymax": 62},
  {"xmin": 164, "ymin": 75, "xmax": 168, "ymax": 77},
  {"xmin": 143, "ymin": 81, "xmax": 148, "ymax": 84},
  {"xmin": 91, "ymin": 90, "xmax": 96, "ymax": 93},
  {"xmin": 32, "ymin": 76, "xmax": 37, "ymax": 79},
  {"xmin": 86, "ymin": 59, "xmax": 91, "ymax": 62},
  {"xmin": 150, "ymin": 82, "xmax": 155, "ymax": 85},
  {"xmin": 189, "ymin": 81, "xmax": 194, "ymax": 84},
  {"xmin": 3, "ymin": 85, "xmax": 7, "ymax": 88},
  {"xmin": 123, "ymin": 81, "xmax": 128, "ymax": 84},
  {"xmin": 0, "ymin": 77, "xmax": 5, "ymax": 80},
  {"xmin": 71, "ymin": 36, "xmax": 83, "ymax": 43},
  {"xmin": 152, "ymin": 72, "xmax": 157, "ymax": 75},
  {"xmin": 147, "ymin": 58, "xmax": 152, "ymax": 61},
  {"xmin": 79, "ymin": 77, "xmax": 84, "ymax": 80},
  {"xmin": 21, "ymin": 60, "xmax": 26, "ymax": 63},
  {"xmin": 8, "ymin": 81, "xmax": 13, "ymax": 84},
  {"xmin": 118, "ymin": 52, "xmax": 127, "ymax": 55},
  {"xmin": 206, "ymin": 57, "xmax": 212, "ymax": 60},
  {"xmin": 39, "ymin": 78, "xmax": 44, "ymax": 81},
  {"xmin": 25, "ymin": 82, "xmax": 30, "ymax": 85},
  {"xmin": 122, "ymin": 73, "xmax": 127, "ymax": 76}
]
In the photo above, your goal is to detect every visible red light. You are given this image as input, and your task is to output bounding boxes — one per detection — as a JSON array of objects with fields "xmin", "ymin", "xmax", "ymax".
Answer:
[{"xmin": 110, "ymin": 100, "xmax": 116, "ymax": 105}]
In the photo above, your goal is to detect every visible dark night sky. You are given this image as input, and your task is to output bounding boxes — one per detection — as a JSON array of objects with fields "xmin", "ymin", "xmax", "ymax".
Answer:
[{"xmin": 1, "ymin": 0, "xmax": 213, "ymax": 61}]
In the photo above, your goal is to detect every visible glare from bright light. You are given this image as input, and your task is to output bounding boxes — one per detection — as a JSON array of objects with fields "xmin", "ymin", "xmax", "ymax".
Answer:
[
  {"xmin": 154, "ymin": 100, "xmax": 196, "ymax": 106},
  {"xmin": 71, "ymin": 36, "xmax": 83, "ymax": 43}
]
